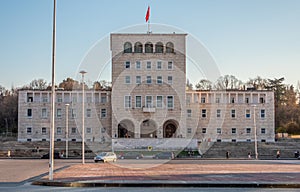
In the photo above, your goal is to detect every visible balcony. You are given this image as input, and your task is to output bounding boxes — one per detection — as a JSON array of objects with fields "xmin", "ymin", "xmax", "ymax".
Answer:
[{"xmin": 143, "ymin": 107, "xmax": 156, "ymax": 113}]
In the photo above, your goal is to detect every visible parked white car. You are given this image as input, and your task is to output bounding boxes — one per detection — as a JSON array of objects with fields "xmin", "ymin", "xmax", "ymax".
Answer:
[{"xmin": 94, "ymin": 152, "xmax": 117, "ymax": 163}]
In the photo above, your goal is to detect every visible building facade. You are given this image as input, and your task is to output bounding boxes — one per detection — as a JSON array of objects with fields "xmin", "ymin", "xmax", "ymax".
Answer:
[{"xmin": 18, "ymin": 33, "xmax": 275, "ymax": 152}]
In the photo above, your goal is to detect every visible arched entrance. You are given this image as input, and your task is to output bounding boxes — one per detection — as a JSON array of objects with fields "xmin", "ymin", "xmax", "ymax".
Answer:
[
  {"xmin": 163, "ymin": 120, "xmax": 178, "ymax": 138},
  {"xmin": 140, "ymin": 119, "xmax": 157, "ymax": 138},
  {"xmin": 118, "ymin": 119, "xmax": 134, "ymax": 138}
]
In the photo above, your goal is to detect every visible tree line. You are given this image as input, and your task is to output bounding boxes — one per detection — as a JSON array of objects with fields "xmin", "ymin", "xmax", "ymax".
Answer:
[{"xmin": 1, "ymin": 75, "xmax": 300, "ymax": 136}]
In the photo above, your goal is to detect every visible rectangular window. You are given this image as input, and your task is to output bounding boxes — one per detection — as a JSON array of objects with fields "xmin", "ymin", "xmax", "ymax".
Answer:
[
  {"xmin": 27, "ymin": 93, "xmax": 33, "ymax": 102},
  {"xmin": 202, "ymin": 109, "xmax": 206, "ymax": 118},
  {"xmin": 157, "ymin": 76, "xmax": 162, "ymax": 84},
  {"xmin": 146, "ymin": 61, "xmax": 151, "ymax": 69},
  {"xmin": 86, "ymin": 109, "xmax": 91, "ymax": 118},
  {"xmin": 72, "ymin": 96, "xmax": 77, "ymax": 103},
  {"xmin": 187, "ymin": 128, "xmax": 192, "ymax": 134},
  {"xmin": 71, "ymin": 127, "xmax": 76, "ymax": 134},
  {"xmin": 146, "ymin": 96, "xmax": 153, "ymax": 108},
  {"xmin": 232, "ymin": 128, "xmax": 236, "ymax": 134},
  {"xmin": 125, "ymin": 61, "xmax": 130, "ymax": 69},
  {"xmin": 42, "ymin": 127, "xmax": 47, "ymax": 135},
  {"xmin": 216, "ymin": 97, "xmax": 220, "ymax": 103},
  {"xmin": 216, "ymin": 109, "xmax": 221, "ymax": 118},
  {"xmin": 125, "ymin": 76, "xmax": 131, "ymax": 84},
  {"xmin": 136, "ymin": 76, "xmax": 141, "ymax": 84},
  {"xmin": 56, "ymin": 127, "xmax": 62, "ymax": 135},
  {"xmin": 157, "ymin": 61, "xmax": 162, "ymax": 70},
  {"xmin": 246, "ymin": 128, "xmax": 251, "ymax": 134},
  {"xmin": 245, "ymin": 109, "xmax": 251, "ymax": 118},
  {"xmin": 101, "ymin": 93, "xmax": 107, "ymax": 103},
  {"xmin": 146, "ymin": 76, "xmax": 152, "ymax": 84},
  {"xmin": 231, "ymin": 97, "xmax": 235, "ymax": 103},
  {"xmin": 260, "ymin": 109, "xmax": 265, "ymax": 118},
  {"xmin": 41, "ymin": 108, "xmax": 47, "ymax": 118},
  {"xmin": 167, "ymin": 76, "xmax": 173, "ymax": 84},
  {"xmin": 27, "ymin": 127, "xmax": 32, "ymax": 135},
  {"xmin": 71, "ymin": 109, "xmax": 76, "ymax": 118},
  {"xmin": 42, "ymin": 96, "xmax": 48, "ymax": 102},
  {"xmin": 57, "ymin": 97, "xmax": 63, "ymax": 103},
  {"xmin": 217, "ymin": 128, "xmax": 221, "ymax": 134},
  {"xmin": 86, "ymin": 127, "xmax": 92, "ymax": 134},
  {"xmin": 167, "ymin": 96, "xmax": 174, "ymax": 109},
  {"xmin": 124, "ymin": 96, "xmax": 131, "ymax": 108},
  {"xmin": 101, "ymin": 108, "xmax": 106, "ymax": 118},
  {"xmin": 231, "ymin": 109, "xmax": 236, "ymax": 118},
  {"xmin": 136, "ymin": 61, "xmax": 141, "ymax": 69},
  {"xmin": 187, "ymin": 109, "xmax": 192, "ymax": 117},
  {"xmin": 201, "ymin": 97, "xmax": 206, "ymax": 103},
  {"xmin": 260, "ymin": 97, "xmax": 265, "ymax": 103},
  {"xmin": 245, "ymin": 97, "xmax": 249, "ymax": 103},
  {"xmin": 135, "ymin": 96, "xmax": 142, "ymax": 108},
  {"xmin": 156, "ymin": 96, "xmax": 163, "ymax": 108},
  {"xmin": 27, "ymin": 109, "xmax": 32, "ymax": 117},
  {"xmin": 87, "ymin": 96, "xmax": 92, "ymax": 103},
  {"xmin": 261, "ymin": 128, "xmax": 266, "ymax": 134},
  {"xmin": 56, "ymin": 108, "xmax": 62, "ymax": 118},
  {"xmin": 167, "ymin": 61, "xmax": 173, "ymax": 70},
  {"xmin": 202, "ymin": 128, "xmax": 207, "ymax": 134}
]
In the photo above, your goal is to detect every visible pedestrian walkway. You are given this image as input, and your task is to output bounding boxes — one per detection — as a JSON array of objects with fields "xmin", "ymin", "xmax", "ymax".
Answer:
[{"xmin": 33, "ymin": 160, "xmax": 300, "ymax": 188}]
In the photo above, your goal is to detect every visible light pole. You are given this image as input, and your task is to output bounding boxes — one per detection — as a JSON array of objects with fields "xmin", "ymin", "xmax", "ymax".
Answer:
[
  {"xmin": 65, "ymin": 103, "xmax": 69, "ymax": 158},
  {"xmin": 49, "ymin": 0, "xmax": 56, "ymax": 181},
  {"xmin": 80, "ymin": 70, "xmax": 87, "ymax": 164},
  {"xmin": 253, "ymin": 105, "xmax": 258, "ymax": 159}
]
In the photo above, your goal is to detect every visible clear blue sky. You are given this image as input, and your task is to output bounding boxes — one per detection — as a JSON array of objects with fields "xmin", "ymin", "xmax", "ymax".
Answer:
[{"xmin": 1, "ymin": 0, "xmax": 300, "ymax": 89}]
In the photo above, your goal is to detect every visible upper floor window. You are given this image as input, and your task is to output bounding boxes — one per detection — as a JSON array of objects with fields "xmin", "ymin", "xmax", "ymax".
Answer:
[
  {"xmin": 27, "ymin": 93, "xmax": 33, "ymax": 102},
  {"xmin": 216, "ymin": 109, "xmax": 221, "ymax": 118},
  {"xmin": 136, "ymin": 76, "xmax": 141, "ymax": 84},
  {"xmin": 86, "ymin": 127, "xmax": 92, "ymax": 134},
  {"xmin": 201, "ymin": 109, "xmax": 207, "ymax": 118},
  {"xmin": 187, "ymin": 109, "xmax": 192, "ymax": 117},
  {"xmin": 155, "ymin": 42, "xmax": 163, "ymax": 53},
  {"xmin": 56, "ymin": 127, "xmax": 62, "ymax": 135},
  {"xmin": 135, "ymin": 96, "xmax": 142, "ymax": 108},
  {"xmin": 146, "ymin": 76, "xmax": 152, "ymax": 84},
  {"xmin": 71, "ymin": 127, "xmax": 76, "ymax": 134},
  {"xmin": 166, "ymin": 42, "xmax": 174, "ymax": 53},
  {"xmin": 86, "ymin": 108, "xmax": 92, "ymax": 118},
  {"xmin": 217, "ymin": 128, "xmax": 222, "ymax": 134},
  {"xmin": 260, "ymin": 97, "xmax": 265, "ymax": 103},
  {"xmin": 260, "ymin": 109, "xmax": 265, "ymax": 118},
  {"xmin": 167, "ymin": 76, "xmax": 173, "ymax": 84},
  {"xmin": 56, "ymin": 108, "xmax": 62, "ymax": 118},
  {"xmin": 167, "ymin": 61, "xmax": 173, "ymax": 70},
  {"xmin": 146, "ymin": 61, "xmax": 151, "ymax": 69},
  {"xmin": 125, "ymin": 76, "xmax": 131, "ymax": 84},
  {"xmin": 125, "ymin": 61, "xmax": 130, "ymax": 69},
  {"xmin": 231, "ymin": 97, "xmax": 235, "ymax": 103},
  {"xmin": 41, "ymin": 108, "xmax": 47, "ymax": 118},
  {"xmin": 42, "ymin": 127, "xmax": 47, "ymax": 135},
  {"xmin": 245, "ymin": 97, "xmax": 249, "ymax": 103},
  {"xmin": 261, "ymin": 128, "xmax": 266, "ymax": 134},
  {"xmin": 231, "ymin": 109, "xmax": 236, "ymax": 118},
  {"xmin": 246, "ymin": 128, "xmax": 251, "ymax": 134},
  {"xmin": 101, "ymin": 93, "xmax": 107, "ymax": 103},
  {"xmin": 101, "ymin": 108, "xmax": 107, "ymax": 118},
  {"xmin": 27, "ymin": 127, "xmax": 32, "ymax": 135},
  {"xmin": 146, "ymin": 96, "xmax": 153, "ymax": 108},
  {"xmin": 167, "ymin": 96, "xmax": 174, "ymax": 109},
  {"xmin": 157, "ymin": 61, "xmax": 162, "ymax": 70},
  {"xmin": 202, "ymin": 128, "xmax": 207, "ymax": 134},
  {"xmin": 245, "ymin": 109, "xmax": 251, "ymax": 118},
  {"xmin": 136, "ymin": 61, "xmax": 141, "ymax": 69},
  {"xmin": 157, "ymin": 76, "xmax": 162, "ymax": 84},
  {"xmin": 134, "ymin": 42, "xmax": 143, "ymax": 53},
  {"xmin": 27, "ymin": 109, "xmax": 32, "ymax": 117},
  {"xmin": 145, "ymin": 42, "xmax": 153, "ymax": 53},
  {"xmin": 124, "ymin": 42, "xmax": 132, "ymax": 53},
  {"xmin": 216, "ymin": 97, "xmax": 220, "ymax": 103},
  {"xmin": 201, "ymin": 97, "xmax": 206, "ymax": 103},
  {"xmin": 156, "ymin": 96, "xmax": 163, "ymax": 108},
  {"xmin": 124, "ymin": 96, "xmax": 131, "ymax": 108},
  {"xmin": 71, "ymin": 108, "xmax": 76, "ymax": 118},
  {"xmin": 232, "ymin": 128, "xmax": 236, "ymax": 134}
]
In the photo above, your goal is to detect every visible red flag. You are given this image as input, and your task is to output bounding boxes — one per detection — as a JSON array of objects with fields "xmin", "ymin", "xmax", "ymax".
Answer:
[{"xmin": 145, "ymin": 6, "xmax": 150, "ymax": 22}]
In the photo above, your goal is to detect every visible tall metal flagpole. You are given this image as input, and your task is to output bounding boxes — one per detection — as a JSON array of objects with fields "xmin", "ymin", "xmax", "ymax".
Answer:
[{"xmin": 49, "ymin": 0, "xmax": 56, "ymax": 180}]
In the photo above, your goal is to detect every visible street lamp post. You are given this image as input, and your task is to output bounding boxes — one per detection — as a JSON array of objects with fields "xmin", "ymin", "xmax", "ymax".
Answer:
[
  {"xmin": 253, "ymin": 105, "xmax": 258, "ymax": 159},
  {"xmin": 65, "ymin": 103, "xmax": 69, "ymax": 158},
  {"xmin": 79, "ymin": 70, "xmax": 87, "ymax": 164},
  {"xmin": 49, "ymin": 0, "xmax": 56, "ymax": 181}
]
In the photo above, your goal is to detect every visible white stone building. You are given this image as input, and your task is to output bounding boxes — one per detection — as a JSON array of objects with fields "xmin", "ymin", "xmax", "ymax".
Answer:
[{"xmin": 17, "ymin": 32, "xmax": 275, "ymax": 152}]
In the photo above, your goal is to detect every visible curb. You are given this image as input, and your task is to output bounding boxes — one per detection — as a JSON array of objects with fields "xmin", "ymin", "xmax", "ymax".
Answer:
[{"xmin": 32, "ymin": 180, "xmax": 300, "ymax": 188}]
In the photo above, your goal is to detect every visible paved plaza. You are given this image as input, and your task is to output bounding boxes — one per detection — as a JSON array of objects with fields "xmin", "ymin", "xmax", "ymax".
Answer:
[{"xmin": 32, "ymin": 159, "xmax": 300, "ymax": 188}]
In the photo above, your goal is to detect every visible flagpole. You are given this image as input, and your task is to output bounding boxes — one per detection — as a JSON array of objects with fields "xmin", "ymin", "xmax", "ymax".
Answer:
[{"xmin": 148, "ymin": 20, "xmax": 150, "ymax": 34}]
